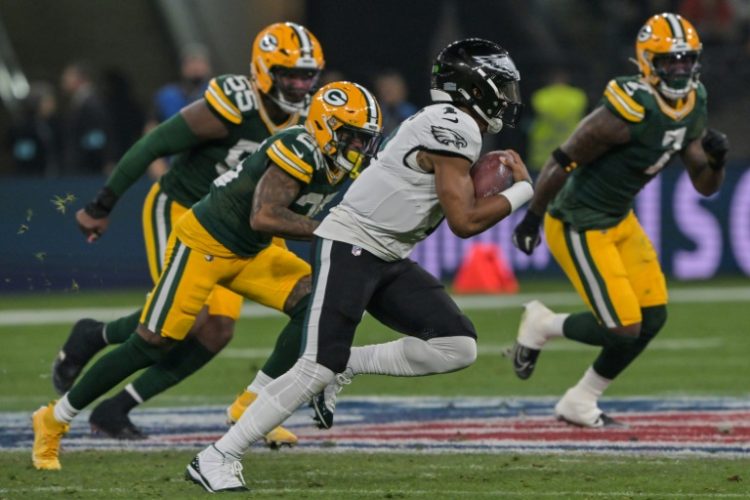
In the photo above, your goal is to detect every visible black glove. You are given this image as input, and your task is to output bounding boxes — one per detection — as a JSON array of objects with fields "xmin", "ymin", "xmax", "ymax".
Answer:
[
  {"xmin": 702, "ymin": 128, "xmax": 729, "ymax": 171},
  {"xmin": 512, "ymin": 210, "xmax": 543, "ymax": 255},
  {"xmin": 84, "ymin": 187, "xmax": 118, "ymax": 219}
]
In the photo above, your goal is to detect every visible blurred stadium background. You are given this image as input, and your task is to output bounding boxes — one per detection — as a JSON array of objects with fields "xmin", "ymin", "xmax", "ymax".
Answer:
[{"xmin": 1, "ymin": 0, "xmax": 750, "ymax": 292}]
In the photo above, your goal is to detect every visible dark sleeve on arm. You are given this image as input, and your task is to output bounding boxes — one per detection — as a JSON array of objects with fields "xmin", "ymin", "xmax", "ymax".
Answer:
[{"xmin": 104, "ymin": 113, "xmax": 201, "ymax": 196}]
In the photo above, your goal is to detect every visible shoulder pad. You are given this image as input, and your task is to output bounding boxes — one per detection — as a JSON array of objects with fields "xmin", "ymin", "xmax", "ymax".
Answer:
[
  {"xmin": 603, "ymin": 78, "xmax": 647, "ymax": 123},
  {"xmin": 265, "ymin": 130, "xmax": 316, "ymax": 184},
  {"xmin": 204, "ymin": 75, "xmax": 256, "ymax": 125}
]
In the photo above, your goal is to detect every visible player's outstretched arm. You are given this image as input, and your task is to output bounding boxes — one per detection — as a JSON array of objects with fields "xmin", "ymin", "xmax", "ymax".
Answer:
[
  {"xmin": 76, "ymin": 99, "xmax": 229, "ymax": 242},
  {"xmin": 681, "ymin": 128, "xmax": 728, "ymax": 196},
  {"xmin": 250, "ymin": 164, "xmax": 319, "ymax": 240},
  {"xmin": 513, "ymin": 106, "xmax": 630, "ymax": 255},
  {"xmin": 431, "ymin": 150, "xmax": 531, "ymax": 238}
]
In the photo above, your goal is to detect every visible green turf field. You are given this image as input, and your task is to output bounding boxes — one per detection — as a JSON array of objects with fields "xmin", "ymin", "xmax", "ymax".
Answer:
[{"xmin": 2, "ymin": 280, "xmax": 749, "ymax": 498}]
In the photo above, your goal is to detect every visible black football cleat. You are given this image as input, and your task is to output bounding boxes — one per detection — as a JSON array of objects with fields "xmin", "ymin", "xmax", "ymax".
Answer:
[
  {"xmin": 89, "ymin": 398, "xmax": 147, "ymax": 440},
  {"xmin": 511, "ymin": 342, "xmax": 541, "ymax": 380},
  {"xmin": 52, "ymin": 318, "xmax": 106, "ymax": 394}
]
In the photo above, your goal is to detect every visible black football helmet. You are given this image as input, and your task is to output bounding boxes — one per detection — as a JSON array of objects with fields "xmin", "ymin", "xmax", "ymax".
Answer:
[{"xmin": 430, "ymin": 38, "xmax": 521, "ymax": 134}]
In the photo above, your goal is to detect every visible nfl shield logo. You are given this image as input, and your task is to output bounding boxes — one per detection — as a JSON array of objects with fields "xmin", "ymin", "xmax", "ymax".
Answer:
[{"xmin": 352, "ymin": 245, "xmax": 362, "ymax": 256}]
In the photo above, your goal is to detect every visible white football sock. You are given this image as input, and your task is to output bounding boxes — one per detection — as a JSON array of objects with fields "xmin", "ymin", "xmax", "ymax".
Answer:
[
  {"xmin": 573, "ymin": 366, "xmax": 612, "ymax": 399},
  {"xmin": 53, "ymin": 393, "xmax": 79, "ymax": 424},
  {"xmin": 546, "ymin": 313, "xmax": 569, "ymax": 338},
  {"xmin": 348, "ymin": 336, "xmax": 477, "ymax": 376},
  {"xmin": 215, "ymin": 358, "xmax": 333, "ymax": 457},
  {"xmin": 247, "ymin": 370, "xmax": 273, "ymax": 394}
]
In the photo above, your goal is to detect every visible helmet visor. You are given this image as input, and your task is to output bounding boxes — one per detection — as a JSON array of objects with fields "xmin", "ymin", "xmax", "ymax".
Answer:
[{"xmin": 491, "ymin": 79, "xmax": 522, "ymax": 128}]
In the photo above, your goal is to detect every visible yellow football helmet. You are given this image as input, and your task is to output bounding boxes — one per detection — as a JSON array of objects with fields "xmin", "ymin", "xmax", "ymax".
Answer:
[
  {"xmin": 305, "ymin": 81, "xmax": 383, "ymax": 184},
  {"xmin": 635, "ymin": 13, "xmax": 702, "ymax": 100},
  {"xmin": 251, "ymin": 22, "xmax": 325, "ymax": 113}
]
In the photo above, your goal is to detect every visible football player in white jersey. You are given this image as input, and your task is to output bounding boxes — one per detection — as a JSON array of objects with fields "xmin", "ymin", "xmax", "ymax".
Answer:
[{"xmin": 186, "ymin": 38, "xmax": 533, "ymax": 493}]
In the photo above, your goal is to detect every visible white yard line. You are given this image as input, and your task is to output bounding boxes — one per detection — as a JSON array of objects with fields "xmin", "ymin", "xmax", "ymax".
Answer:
[{"xmin": 1, "ymin": 286, "xmax": 749, "ymax": 326}]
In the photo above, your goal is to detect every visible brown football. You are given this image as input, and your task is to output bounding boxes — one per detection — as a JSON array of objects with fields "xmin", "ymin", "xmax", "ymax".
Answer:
[{"xmin": 470, "ymin": 150, "xmax": 514, "ymax": 198}]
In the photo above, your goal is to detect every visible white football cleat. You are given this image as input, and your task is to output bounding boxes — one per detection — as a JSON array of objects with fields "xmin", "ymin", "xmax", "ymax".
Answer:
[
  {"xmin": 554, "ymin": 388, "xmax": 624, "ymax": 428},
  {"xmin": 185, "ymin": 445, "xmax": 248, "ymax": 493},
  {"xmin": 511, "ymin": 300, "xmax": 556, "ymax": 380}
]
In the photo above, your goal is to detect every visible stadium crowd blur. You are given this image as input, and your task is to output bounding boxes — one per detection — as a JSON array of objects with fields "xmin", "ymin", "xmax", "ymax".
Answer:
[{"xmin": 3, "ymin": 0, "xmax": 750, "ymax": 177}]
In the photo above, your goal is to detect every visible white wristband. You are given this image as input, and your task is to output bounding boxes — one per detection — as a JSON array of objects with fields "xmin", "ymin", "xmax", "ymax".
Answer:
[{"xmin": 499, "ymin": 180, "xmax": 534, "ymax": 213}]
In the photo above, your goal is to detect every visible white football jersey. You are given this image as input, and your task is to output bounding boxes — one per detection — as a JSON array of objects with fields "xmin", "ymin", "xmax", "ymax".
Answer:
[{"xmin": 315, "ymin": 103, "xmax": 482, "ymax": 261}]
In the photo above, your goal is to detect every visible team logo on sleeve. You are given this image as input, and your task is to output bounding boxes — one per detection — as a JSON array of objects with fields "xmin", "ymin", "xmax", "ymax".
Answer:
[{"xmin": 430, "ymin": 125, "xmax": 468, "ymax": 149}]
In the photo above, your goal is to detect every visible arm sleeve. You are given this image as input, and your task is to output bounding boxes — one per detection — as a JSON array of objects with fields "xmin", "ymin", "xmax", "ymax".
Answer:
[{"xmin": 104, "ymin": 112, "xmax": 200, "ymax": 197}]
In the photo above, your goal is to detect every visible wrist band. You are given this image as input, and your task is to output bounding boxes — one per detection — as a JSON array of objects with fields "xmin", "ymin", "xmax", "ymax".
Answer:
[
  {"xmin": 500, "ymin": 180, "xmax": 534, "ymax": 213},
  {"xmin": 552, "ymin": 147, "xmax": 578, "ymax": 173}
]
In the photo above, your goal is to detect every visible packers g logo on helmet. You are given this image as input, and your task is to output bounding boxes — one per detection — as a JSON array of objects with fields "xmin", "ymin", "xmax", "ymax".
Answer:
[
  {"xmin": 251, "ymin": 22, "xmax": 325, "ymax": 113},
  {"xmin": 635, "ymin": 13, "xmax": 702, "ymax": 100},
  {"xmin": 323, "ymin": 88, "xmax": 348, "ymax": 106},
  {"xmin": 258, "ymin": 34, "xmax": 279, "ymax": 52},
  {"xmin": 306, "ymin": 81, "xmax": 383, "ymax": 185}
]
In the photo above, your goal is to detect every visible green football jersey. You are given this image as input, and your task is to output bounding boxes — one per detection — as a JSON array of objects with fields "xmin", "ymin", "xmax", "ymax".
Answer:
[
  {"xmin": 158, "ymin": 74, "xmax": 303, "ymax": 207},
  {"xmin": 548, "ymin": 75, "xmax": 707, "ymax": 230},
  {"xmin": 192, "ymin": 125, "xmax": 341, "ymax": 257}
]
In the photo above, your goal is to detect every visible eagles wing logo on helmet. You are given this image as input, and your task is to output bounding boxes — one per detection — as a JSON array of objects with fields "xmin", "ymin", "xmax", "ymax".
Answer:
[{"xmin": 431, "ymin": 125, "xmax": 468, "ymax": 149}]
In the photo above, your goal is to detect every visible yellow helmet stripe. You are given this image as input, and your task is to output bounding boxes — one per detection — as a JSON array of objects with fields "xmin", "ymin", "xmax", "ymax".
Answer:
[
  {"xmin": 604, "ymin": 81, "xmax": 645, "ymax": 122},
  {"xmin": 267, "ymin": 141, "xmax": 313, "ymax": 183},
  {"xmin": 205, "ymin": 81, "xmax": 241, "ymax": 124}
]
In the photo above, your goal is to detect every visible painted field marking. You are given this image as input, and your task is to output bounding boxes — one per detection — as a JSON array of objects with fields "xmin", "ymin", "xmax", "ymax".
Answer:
[
  {"xmin": 2, "ymin": 397, "xmax": 749, "ymax": 457},
  {"xmin": 2, "ymin": 286, "xmax": 750, "ymax": 326}
]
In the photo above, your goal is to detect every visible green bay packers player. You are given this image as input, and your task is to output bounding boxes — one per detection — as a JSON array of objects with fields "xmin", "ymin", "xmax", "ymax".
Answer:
[
  {"xmin": 511, "ymin": 13, "xmax": 729, "ymax": 427},
  {"xmin": 32, "ymin": 81, "xmax": 383, "ymax": 471},
  {"xmin": 52, "ymin": 22, "xmax": 324, "ymax": 445}
]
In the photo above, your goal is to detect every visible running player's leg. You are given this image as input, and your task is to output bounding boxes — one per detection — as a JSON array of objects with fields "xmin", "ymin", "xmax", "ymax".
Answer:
[
  {"xmin": 591, "ymin": 214, "xmax": 668, "ymax": 382},
  {"xmin": 541, "ymin": 213, "xmax": 645, "ymax": 427},
  {"xmin": 51, "ymin": 184, "xmax": 178, "ymax": 393},
  {"xmin": 34, "ymin": 234, "xmax": 221, "ymax": 468},
  {"xmin": 212, "ymin": 238, "xmax": 371, "ymax": 457}
]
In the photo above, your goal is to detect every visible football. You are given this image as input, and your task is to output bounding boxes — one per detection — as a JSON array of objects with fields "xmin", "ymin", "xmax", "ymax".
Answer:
[{"xmin": 470, "ymin": 150, "xmax": 514, "ymax": 198}]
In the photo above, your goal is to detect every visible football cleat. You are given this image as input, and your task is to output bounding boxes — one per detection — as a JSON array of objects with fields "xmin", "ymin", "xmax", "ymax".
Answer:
[
  {"xmin": 554, "ymin": 388, "xmax": 625, "ymax": 428},
  {"xmin": 31, "ymin": 402, "xmax": 69, "ymax": 470},
  {"xmin": 89, "ymin": 398, "xmax": 147, "ymax": 440},
  {"xmin": 52, "ymin": 318, "xmax": 105, "ymax": 395},
  {"xmin": 185, "ymin": 445, "xmax": 248, "ymax": 493},
  {"xmin": 226, "ymin": 390, "xmax": 298, "ymax": 448},
  {"xmin": 311, "ymin": 372, "xmax": 351, "ymax": 430},
  {"xmin": 511, "ymin": 300, "xmax": 556, "ymax": 380}
]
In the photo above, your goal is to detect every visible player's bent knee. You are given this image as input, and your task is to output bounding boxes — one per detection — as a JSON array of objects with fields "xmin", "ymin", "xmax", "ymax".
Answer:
[
  {"xmin": 193, "ymin": 315, "xmax": 235, "ymax": 352},
  {"xmin": 426, "ymin": 335, "xmax": 477, "ymax": 373},
  {"xmin": 641, "ymin": 305, "xmax": 667, "ymax": 336},
  {"xmin": 136, "ymin": 324, "xmax": 174, "ymax": 350},
  {"xmin": 608, "ymin": 323, "xmax": 642, "ymax": 340}
]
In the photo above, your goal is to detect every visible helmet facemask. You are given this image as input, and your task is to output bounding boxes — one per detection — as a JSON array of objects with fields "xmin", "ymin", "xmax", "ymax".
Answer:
[
  {"xmin": 463, "ymin": 76, "xmax": 522, "ymax": 134},
  {"xmin": 268, "ymin": 67, "xmax": 321, "ymax": 113},
  {"xmin": 649, "ymin": 50, "xmax": 701, "ymax": 100},
  {"xmin": 323, "ymin": 121, "xmax": 383, "ymax": 184}
]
